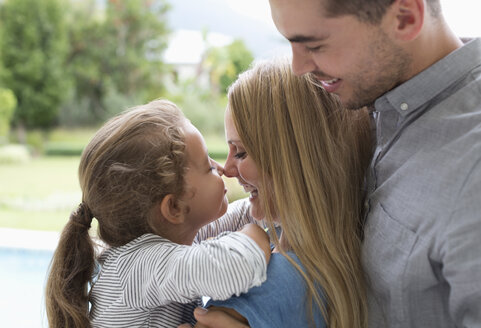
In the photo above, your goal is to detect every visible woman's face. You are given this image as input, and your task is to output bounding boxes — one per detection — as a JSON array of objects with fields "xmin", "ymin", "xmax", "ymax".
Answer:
[{"xmin": 224, "ymin": 109, "xmax": 267, "ymax": 220}]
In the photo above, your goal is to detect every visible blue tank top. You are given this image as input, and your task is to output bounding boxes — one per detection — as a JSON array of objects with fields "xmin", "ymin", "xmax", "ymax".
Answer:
[{"xmin": 207, "ymin": 253, "xmax": 327, "ymax": 328}]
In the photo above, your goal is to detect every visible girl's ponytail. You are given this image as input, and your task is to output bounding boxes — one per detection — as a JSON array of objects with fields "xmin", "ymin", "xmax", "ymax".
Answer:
[{"xmin": 45, "ymin": 203, "xmax": 95, "ymax": 328}]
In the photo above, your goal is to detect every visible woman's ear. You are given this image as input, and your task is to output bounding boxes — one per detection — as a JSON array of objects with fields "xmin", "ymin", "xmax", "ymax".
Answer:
[
  {"xmin": 387, "ymin": 0, "xmax": 424, "ymax": 41},
  {"xmin": 160, "ymin": 194, "xmax": 186, "ymax": 225}
]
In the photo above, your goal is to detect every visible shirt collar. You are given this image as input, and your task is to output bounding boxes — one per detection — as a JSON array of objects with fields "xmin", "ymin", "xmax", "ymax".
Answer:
[{"xmin": 374, "ymin": 38, "xmax": 481, "ymax": 116}]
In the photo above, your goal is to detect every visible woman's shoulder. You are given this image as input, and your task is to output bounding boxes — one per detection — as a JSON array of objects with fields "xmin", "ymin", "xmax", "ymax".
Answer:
[
  {"xmin": 234, "ymin": 253, "xmax": 309, "ymax": 303},
  {"xmin": 208, "ymin": 252, "xmax": 327, "ymax": 328}
]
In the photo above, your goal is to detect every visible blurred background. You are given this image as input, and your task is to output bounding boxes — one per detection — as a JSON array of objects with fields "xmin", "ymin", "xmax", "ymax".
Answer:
[
  {"xmin": 0, "ymin": 0, "xmax": 479, "ymax": 327},
  {"xmin": 0, "ymin": 0, "xmax": 291, "ymax": 234}
]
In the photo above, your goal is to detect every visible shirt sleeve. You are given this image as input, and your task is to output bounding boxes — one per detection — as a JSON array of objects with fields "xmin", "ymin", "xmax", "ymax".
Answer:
[
  {"xmin": 122, "ymin": 231, "xmax": 268, "ymax": 307},
  {"xmin": 195, "ymin": 198, "xmax": 254, "ymax": 242},
  {"xmin": 207, "ymin": 253, "xmax": 327, "ymax": 328},
  {"xmin": 443, "ymin": 157, "xmax": 481, "ymax": 326}
]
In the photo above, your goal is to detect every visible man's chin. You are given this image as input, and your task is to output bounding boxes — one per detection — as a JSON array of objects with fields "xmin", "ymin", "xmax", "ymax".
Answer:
[{"xmin": 340, "ymin": 95, "xmax": 373, "ymax": 110}]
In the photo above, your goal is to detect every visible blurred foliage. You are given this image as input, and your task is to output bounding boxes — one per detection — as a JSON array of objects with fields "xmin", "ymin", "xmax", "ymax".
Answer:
[
  {"xmin": 64, "ymin": 0, "xmax": 170, "ymax": 124},
  {"xmin": 0, "ymin": 144, "xmax": 30, "ymax": 164},
  {"xmin": 0, "ymin": 0, "xmax": 69, "ymax": 129},
  {"xmin": 0, "ymin": 0, "xmax": 255, "ymax": 148},
  {"xmin": 164, "ymin": 39, "xmax": 254, "ymax": 136},
  {"xmin": 0, "ymin": 88, "xmax": 17, "ymax": 142},
  {"xmin": 0, "ymin": 0, "xmax": 255, "ymax": 233},
  {"xmin": 205, "ymin": 39, "xmax": 254, "ymax": 94},
  {"xmin": 44, "ymin": 142, "xmax": 85, "ymax": 156},
  {"xmin": 8, "ymin": 126, "xmax": 95, "ymax": 156},
  {"xmin": 166, "ymin": 79, "xmax": 227, "ymax": 135}
]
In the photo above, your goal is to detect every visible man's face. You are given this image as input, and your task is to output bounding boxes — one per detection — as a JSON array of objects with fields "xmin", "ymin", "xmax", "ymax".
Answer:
[{"xmin": 269, "ymin": 0, "xmax": 411, "ymax": 109}]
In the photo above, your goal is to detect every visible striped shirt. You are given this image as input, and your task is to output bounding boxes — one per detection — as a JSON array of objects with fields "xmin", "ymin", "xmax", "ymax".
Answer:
[
  {"xmin": 89, "ymin": 200, "xmax": 267, "ymax": 327},
  {"xmin": 195, "ymin": 198, "xmax": 258, "ymax": 242}
]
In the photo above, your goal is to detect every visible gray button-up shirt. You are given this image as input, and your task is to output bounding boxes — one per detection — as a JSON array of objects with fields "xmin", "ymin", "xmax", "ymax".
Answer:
[{"xmin": 363, "ymin": 38, "xmax": 481, "ymax": 328}]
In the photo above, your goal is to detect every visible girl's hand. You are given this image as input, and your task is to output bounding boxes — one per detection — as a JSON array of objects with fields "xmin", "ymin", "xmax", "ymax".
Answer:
[{"xmin": 178, "ymin": 306, "xmax": 249, "ymax": 328}]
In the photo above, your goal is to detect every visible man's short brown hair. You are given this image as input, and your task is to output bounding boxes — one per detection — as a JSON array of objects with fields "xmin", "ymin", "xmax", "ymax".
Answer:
[{"xmin": 324, "ymin": 0, "xmax": 441, "ymax": 24}]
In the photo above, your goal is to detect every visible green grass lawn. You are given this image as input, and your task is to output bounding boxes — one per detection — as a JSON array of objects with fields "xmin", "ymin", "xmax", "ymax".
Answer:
[
  {"xmin": 0, "ymin": 156, "xmax": 81, "ymax": 231},
  {"xmin": 0, "ymin": 154, "xmax": 247, "ymax": 232}
]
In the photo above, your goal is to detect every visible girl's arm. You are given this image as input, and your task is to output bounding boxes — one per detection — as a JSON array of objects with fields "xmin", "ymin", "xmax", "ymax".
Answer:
[
  {"xmin": 195, "ymin": 198, "xmax": 254, "ymax": 242},
  {"xmin": 169, "ymin": 225, "xmax": 270, "ymax": 302},
  {"xmin": 121, "ymin": 226, "xmax": 270, "ymax": 308}
]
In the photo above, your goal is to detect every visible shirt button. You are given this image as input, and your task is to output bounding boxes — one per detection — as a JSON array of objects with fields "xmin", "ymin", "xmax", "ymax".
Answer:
[
  {"xmin": 400, "ymin": 103, "xmax": 409, "ymax": 111},
  {"xmin": 364, "ymin": 200, "xmax": 369, "ymax": 211}
]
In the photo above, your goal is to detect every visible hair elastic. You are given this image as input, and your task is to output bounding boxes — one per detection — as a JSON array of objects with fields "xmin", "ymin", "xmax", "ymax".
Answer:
[{"xmin": 70, "ymin": 202, "xmax": 94, "ymax": 229}]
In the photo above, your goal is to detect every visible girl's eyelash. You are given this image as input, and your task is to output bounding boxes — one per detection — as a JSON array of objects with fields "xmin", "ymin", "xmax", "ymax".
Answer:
[{"xmin": 234, "ymin": 152, "xmax": 247, "ymax": 159}]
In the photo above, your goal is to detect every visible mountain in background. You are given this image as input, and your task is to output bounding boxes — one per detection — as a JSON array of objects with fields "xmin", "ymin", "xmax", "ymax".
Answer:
[{"xmin": 167, "ymin": 0, "xmax": 290, "ymax": 59}]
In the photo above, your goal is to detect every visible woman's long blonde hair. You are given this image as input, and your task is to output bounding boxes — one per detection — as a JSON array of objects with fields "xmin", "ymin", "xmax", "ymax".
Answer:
[
  {"xmin": 45, "ymin": 99, "xmax": 188, "ymax": 328},
  {"xmin": 228, "ymin": 59, "xmax": 372, "ymax": 328}
]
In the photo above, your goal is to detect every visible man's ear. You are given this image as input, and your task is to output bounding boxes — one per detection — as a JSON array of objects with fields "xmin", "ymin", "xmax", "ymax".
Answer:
[
  {"xmin": 160, "ymin": 194, "xmax": 186, "ymax": 225},
  {"xmin": 387, "ymin": 0, "xmax": 424, "ymax": 41}
]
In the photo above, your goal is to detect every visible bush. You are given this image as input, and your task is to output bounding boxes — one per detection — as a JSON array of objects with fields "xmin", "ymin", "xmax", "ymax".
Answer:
[
  {"xmin": 44, "ymin": 142, "xmax": 84, "ymax": 156},
  {"xmin": 25, "ymin": 130, "xmax": 45, "ymax": 155},
  {"xmin": 0, "ymin": 88, "xmax": 17, "ymax": 143},
  {"xmin": 0, "ymin": 144, "xmax": 30, "ymax": 164},
  {"xmin": 167, "ymin": 80, "xmax": 227, "ymax": 136},
  {"xmin": 0, "ymin": 0, "xmax": 69, "ymax": 129},
  {"xmin": 59, "ymin": 88, "xmax": 144, "ymax": 127}
]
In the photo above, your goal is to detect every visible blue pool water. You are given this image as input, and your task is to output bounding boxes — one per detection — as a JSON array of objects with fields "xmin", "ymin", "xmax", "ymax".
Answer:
[{"xmin": 0, "ymin": 247, "xmax": 53, "ymax": 328}]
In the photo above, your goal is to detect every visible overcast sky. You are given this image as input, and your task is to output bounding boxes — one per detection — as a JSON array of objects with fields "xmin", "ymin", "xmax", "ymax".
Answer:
[
  {"xmin": 226, "ymin": 0, "xmax": 481, "ymax": 37},
  {"xmin": 165, "ymin": 0, "xmax": 481, "ymax": 64}
]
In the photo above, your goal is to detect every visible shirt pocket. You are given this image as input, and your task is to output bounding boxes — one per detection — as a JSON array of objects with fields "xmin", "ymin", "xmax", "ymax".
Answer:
[{"xmin": 362, "ymin": 202, "xmax": 417, "ymax": 325}]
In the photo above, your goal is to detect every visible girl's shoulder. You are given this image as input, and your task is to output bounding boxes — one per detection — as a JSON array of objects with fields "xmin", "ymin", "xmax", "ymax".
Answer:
[{"xmin": 98, "ymin": 233, "xmax": 175, "ymax": 264}]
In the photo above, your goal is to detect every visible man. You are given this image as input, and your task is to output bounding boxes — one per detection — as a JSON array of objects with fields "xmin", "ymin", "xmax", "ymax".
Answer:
[{"xmin": 183, "ymin": 0, "xmax": 481, "ymax": 326}]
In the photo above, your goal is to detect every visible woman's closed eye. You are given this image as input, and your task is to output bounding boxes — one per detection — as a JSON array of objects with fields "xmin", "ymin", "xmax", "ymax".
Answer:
[{"xmin": 234, "ymin": 151, "xmax": 247, "ymax": 159}]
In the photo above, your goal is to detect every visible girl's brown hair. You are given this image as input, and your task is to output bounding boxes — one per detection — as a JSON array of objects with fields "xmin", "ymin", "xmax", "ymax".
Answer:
[
  {"xmin": 228, "ymin": 58, "xmax": 373, "ymax": 328},
  {"xmin": 45, "ymin": 99, "xmax": 188, "ymax": 327}
]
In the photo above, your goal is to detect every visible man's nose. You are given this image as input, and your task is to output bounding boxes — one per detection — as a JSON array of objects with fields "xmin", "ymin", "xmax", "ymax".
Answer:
[{"xmin": 291, "ymin": 44, "xmax": 317, "ymax": 76}]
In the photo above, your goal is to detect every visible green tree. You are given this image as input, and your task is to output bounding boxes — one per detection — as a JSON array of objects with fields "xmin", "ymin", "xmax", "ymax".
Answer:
[
  {"xmin": 0, "ymin": 0, "xmax": 69, "ymax": 129},
  {"xmin": 205, "ymin": 39, "xmax": 254, "ymax": 94},
  {"xmin": 65, "ymin": 0, "xmax": 171, "ymax": 123},
  {"xmin": 0, "ymin": 88, "xmax": 17, "ymax": 143}
]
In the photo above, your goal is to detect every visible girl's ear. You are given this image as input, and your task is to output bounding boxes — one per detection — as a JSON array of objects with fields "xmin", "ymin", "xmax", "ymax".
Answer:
[{"xmin": 160, "ymin": 194, "xmax": 186, "ymax": 225}]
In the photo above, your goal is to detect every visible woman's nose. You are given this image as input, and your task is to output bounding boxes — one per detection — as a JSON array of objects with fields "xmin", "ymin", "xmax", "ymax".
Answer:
[{"xmin": 223, "ymin": 155, "xmax": 238, "ymax": 178}]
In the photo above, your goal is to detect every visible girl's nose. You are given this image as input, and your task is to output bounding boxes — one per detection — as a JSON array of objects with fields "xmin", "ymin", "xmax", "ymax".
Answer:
[{"xmin": 211, "ymin": 159, "xmax": 224, "ymax": 176}]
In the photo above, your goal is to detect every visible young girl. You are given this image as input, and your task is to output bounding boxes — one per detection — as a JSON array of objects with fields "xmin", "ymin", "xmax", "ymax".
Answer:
[{"xmin": 45, "ymin": 99, "xmax": 271, "ymax": 328}]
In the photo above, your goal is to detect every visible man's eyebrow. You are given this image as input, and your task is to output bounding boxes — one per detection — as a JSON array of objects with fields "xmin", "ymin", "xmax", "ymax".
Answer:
[{"xmin": 288, "ymin": 35, "xmax": 328, "ymax": 43}]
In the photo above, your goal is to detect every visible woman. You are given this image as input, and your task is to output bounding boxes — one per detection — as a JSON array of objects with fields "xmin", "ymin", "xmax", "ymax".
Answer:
[{"xmin": 185, "ymin": 58, "xmax": 373, "ymax": 328}]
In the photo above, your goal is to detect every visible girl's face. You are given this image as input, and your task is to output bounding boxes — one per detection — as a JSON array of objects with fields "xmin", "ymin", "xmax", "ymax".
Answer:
[
  {"xmin": 224, "ymin": 109, "xmax": 272, "ymax": 221},
  {"xmin": 182, "ymin": 121, "xmax": 228, "ymax": 229}
]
